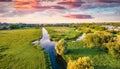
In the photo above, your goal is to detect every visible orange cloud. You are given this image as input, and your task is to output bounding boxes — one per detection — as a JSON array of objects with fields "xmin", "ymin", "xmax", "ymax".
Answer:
[{"xmin": 13, "ymin": 0, "xmax": 39, "ymax": 9}]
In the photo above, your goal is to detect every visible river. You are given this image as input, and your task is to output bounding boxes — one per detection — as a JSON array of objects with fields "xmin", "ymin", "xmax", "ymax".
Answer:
[
  {"xmin": 32, "ymin": 27, "xmax": 85, "ymax": 69},
  {"xmin": 40, "ymin": 28, "xmax": 61, "ymax": 69}
]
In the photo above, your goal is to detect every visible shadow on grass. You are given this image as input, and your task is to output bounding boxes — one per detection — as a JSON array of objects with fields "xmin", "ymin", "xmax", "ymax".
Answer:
[
  {"xmin": 95, "ymin": 65, "xmax": 119, "ymax": 69},
  {"xmin": 0, "ymin": 46, "xmax": 9, "ymax": 59},
  {"xmin": 67, "ymin": 47, "xmax": 104, "ymax": 56},
  {"xmin": 0, "ymin": 46, "xmax": 9, "ymax": 52}
]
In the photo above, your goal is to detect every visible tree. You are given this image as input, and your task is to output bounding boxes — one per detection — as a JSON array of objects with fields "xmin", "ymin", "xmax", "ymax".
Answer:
[
  {"xmin": 9, "ymin": 25, "xmax": 20, "ymax": 29},
  {"xmin": 84, "ymin": 31, "xmax": 112, "ymax": 51},
  {"xmin": 85, "ymin": 29, "xmax": 92, "ymax": 33},
  {"xmin": 0, "ymin": 26, "xmax": 8, "ymax": 30},
  {"xmin": 67, "ymin": 57, "xmax": 94, "ymax": 69},
  {"xmin": 84, "ymin": 31, "xmax": 120, "ymax": 58},
  {"xmin": 104, "ymin": 36, "xmax": 120, "ymax": 58},
  {"xmin": 55, "ymin": 39, "xmax": 67, "ymax": 55}
]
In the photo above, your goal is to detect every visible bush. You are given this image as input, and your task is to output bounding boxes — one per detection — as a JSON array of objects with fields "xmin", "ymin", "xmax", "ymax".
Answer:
[
  {"xmin": 67, "ymin": 57, "xmax": 94, "ymax": 69},
  {"xmin": 84, "ymin": 31, "xmax": 112, "ymax": 50},
  {"xmin": 55, "ymin": 39, "xmax": 67, "ymax": 55},
  {"xmin": 104, "ymin": 36, "xmax": 120, "ymax": 58},
  {"xmin": 85, "ymin": 29, "xmax": 92, "ymax": 33},
  {"xmin": 84, "ymin": 31, "xmax": 120, "ymax": 58}
]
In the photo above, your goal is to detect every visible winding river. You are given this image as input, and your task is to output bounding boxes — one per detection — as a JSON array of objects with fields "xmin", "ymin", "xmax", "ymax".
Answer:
[
  {"xmin": 33, "ymin": 27, "xmax": 85, "ymax": 69},
  {"xmin": 40, "ymin": 28, "xmax": 61, "ymax": 69}
]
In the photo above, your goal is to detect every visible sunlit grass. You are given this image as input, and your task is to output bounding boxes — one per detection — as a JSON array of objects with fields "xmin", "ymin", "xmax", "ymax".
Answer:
[
  {"xmin": 46, "ymin": 27, "xmax": 82, "ymax": 41},
  {"xmin": 63, "ymin": 41, "xmax": 120, "ymax": 69},
  {"xmin": 0, "ymin": 28, "xmax": 52, "ymax": 69},
  {"xmin": 47, "ymin": 27, "xmax": 120, "ymax": 69}
]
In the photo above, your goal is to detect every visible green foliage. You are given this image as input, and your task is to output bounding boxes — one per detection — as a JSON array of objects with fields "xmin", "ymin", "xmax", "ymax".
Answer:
[
  {"xmin": 0, "ymin": 46, "xmax": 8, "ymax": 52},
  {"xmin": 84, "ymin": 31, "xmax": 120, "ymax": 58},
  {"xmin": 0, "ymin": 46, "xmax": 8, "ymax": 59},
  {"xmin": 44, "ymin": 52, "xmax": 52, "ymax": 69},
  {"xmin": 0, "ymin": 26, "xmax": 8, "ymax": 30},
  {"xmin": 44, "ymin": 26, "xmax": 120, "ymax": 69},
  {"xmin": 63, "ymin": 41, "xmax": 120, "ymax": 69},
  {"xmin": 67, "ymin": 56, "xmax": 94, "ymax": 69},
  {"xmin": 55, "ymin": 39, "xmax": 67, "ymax": 55},
  {"xmin": 84, "ymin": 31, "xmax": 112, "ymax": 50},
  {"xmin": 107, "ymin": 43, "xmax": 120, "ymax": 58},
  {"xmin": 85, "ymin": 29, "xmax": 92, "ymax": 33},
  {"xmin": 84, "ymin": 33, "xmax": 100, "ymax": 48},
  {"xmin": 9, "ymin": 24, "xmax": 20, "ymax": 29},
  {"xmin": 104, "ymin": 36, "xmax": 120, "ymax": 58},
  {"xmin": 0, "ymin": 28, "xmax": 52, "ymax": 69},
  {"xmin": 46, "ymin": 27, "xmax": 82, "ymax": 41}
]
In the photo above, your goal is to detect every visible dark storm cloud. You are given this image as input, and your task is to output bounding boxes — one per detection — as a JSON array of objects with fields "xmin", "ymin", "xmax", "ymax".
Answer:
[{"xmin": 63, "ymin": 14, "xmax": 92, "ymax": 19}]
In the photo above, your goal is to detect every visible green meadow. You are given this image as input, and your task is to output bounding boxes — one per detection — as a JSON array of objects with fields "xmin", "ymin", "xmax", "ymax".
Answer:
[
  {"xmin": 64, "ymin": 41, "xmax": 120, "ymax": 69},
  {"xmin": 0, "ymin": 28, "xmax": 52, "ymax": 69},
  {"xmin": 46, "ymin": 27, "xmax": 82, "ymax": 41},
  {"xmin": 46, "ymin": 26, "xmax": 120, "ymax": 69},
  {"xmin": 0, "ymin": 24, "xmax": 120, "ymax": 69}
]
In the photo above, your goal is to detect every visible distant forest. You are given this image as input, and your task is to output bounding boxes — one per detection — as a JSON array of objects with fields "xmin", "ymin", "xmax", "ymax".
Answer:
[{"xmin": 0, "ymin": 22, "xmax": 120, "ymax": 30}]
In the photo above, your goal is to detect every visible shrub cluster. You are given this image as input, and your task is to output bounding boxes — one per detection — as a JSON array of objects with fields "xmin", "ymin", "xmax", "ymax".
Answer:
[
  {"xmin": 84, "ymin": 31, "xmax": 120, "ymax": 58},
  {"xmin": 67, "ymin": 57, "xmax": 94, "ymax": 69},
  {"xmin": 55, "ymin": 39, "xmax": 67, "ymax": 55}
]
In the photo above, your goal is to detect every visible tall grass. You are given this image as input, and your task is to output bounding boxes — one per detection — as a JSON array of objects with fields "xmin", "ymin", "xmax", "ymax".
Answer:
[{"xmin": 0, "ymin": 28, "xmax": 52, "ymax": 69}]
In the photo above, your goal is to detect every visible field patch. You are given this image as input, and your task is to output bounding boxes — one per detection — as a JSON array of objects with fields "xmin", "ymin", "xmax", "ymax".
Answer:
[{"xmin": 0, "ymin": 28, "xmax": 52, "ymax": 69}]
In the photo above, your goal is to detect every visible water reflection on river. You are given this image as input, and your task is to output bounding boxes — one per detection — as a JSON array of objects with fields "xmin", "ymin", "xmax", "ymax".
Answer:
[{"xmin": 40, "ymin": 28, "xmax": 60, "ymax": 69}]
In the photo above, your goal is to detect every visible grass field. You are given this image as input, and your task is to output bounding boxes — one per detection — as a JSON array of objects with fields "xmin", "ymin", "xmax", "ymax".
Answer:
[
  {"xmin": 47, "ymin": 27, "xmax": 120, "ymax": 69},
  {"xmin": 46, "ymin": 27, "xmax": 82, "ymax": 41},
  {"xmin": 63, "ymin": 41, "xmax": 120, "ymax": 69},
  {"xmin": 0, "ymin": 28, "xmax": 52, "ymax": 69}
]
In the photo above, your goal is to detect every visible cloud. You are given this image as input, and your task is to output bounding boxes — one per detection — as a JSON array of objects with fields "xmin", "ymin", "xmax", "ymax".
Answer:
[
  {"xmin": 82, "ymin": 3, "xmax": 120, "ymax": 10},
  {"xmin": 95, "ymin": 0, "xmax": 120, "ymax": 3},
  {"xmin": 57, "ymin": 0, "xmax": 84, "ymax": 8},
  {"xmin": 36, "ymin": 6, "xmax": 66, "ymax": 10},
  {"xmin": 13, "ymin": 0, "xmax": 66, "ymax": 10},
  {"xmin": 0, "ymin": 0, "xmax": 11, "ymax": 2},
  {"xmin": 63, "ymin": 14, "xmax": 92, "ymax": 19},
  {"xmin": 13, "ymin": 0, "xmax": 40, "ymax": 9}
]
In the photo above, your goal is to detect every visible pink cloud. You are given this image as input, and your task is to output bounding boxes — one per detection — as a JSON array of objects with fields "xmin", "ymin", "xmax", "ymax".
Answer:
[
  {"xmin": 13, "ymin": 0, "xmax": 66, "ymax": 10},
  {"xmin": 57, "ymin": 1, "xmax": 84, "ymax": 8},
  {"xmin": 63, "ymin": 14, "xmax": 92, "ymax": 19},
  {"xmin": 35, "ymin": 5, "xmax": 66, "ymax": 10}
]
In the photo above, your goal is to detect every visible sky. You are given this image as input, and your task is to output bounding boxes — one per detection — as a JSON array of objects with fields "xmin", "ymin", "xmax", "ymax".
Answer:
[{"xmin": 0, "ymin": 0, "xmax": 120, "ymax": 24}]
